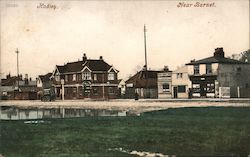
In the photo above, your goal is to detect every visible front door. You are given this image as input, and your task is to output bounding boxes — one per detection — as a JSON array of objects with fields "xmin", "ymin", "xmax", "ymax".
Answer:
[
  {"xmin": 200, "ymin": 82, "xmax": 206, "ymax": 97},
  {"xmin": 173, "ymin": 87, "xmax": 178, "ymax": 98}
]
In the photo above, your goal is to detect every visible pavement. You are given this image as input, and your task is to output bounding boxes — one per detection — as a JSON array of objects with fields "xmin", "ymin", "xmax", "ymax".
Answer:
[{"xmin": 1, "ymin": 99, "xmax": 250, "ymax": 113}]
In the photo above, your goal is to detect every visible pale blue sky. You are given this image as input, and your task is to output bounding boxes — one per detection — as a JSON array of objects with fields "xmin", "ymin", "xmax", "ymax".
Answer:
[{"xmin": 0, "ymin": 0, "xmax": 249, "ymax": 79}]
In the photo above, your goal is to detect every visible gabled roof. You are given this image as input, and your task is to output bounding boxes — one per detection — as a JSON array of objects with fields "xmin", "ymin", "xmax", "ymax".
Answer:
[
  {"xmin": 38, "ymin": 73, "xmax": 52, "ymax": 82},
  {"xmin": 55, "ymin": 59, "xmax": 114, "ymax": 74},
  {"xmin": 186, "ymin": 56, "xmax": 247, "ymax": 65},
  {"xmin": 126, "ymin": 70, "xmax": 159, "ymax": 88},
  {"xmin": 85, "ymin": 60, "xmax": 112, "ymax": 71}
]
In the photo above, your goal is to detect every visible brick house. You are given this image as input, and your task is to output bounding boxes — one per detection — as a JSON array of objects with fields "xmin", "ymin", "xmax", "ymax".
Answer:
[
  {"xmin": 51, "ymin": 54, "xmax": 119, "ymax": 99},
  {"xmin": 186, "ymin": 48, "xmax": 250, "ymax": 98},
  {"xmin": 125, "ymin": 69, "xmax": 159, "ymax": 99}
]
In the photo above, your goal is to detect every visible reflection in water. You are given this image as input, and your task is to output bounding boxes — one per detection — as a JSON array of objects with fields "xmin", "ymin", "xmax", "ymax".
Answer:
[{"xmin": 0, "ymin": 106, "xmax": 134, "ymax": 120}]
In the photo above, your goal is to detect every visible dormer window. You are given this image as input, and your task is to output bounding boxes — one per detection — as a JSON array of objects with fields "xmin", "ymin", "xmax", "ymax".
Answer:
[
  {"xmin": 194, "ymin": 64, "xmax": 199, "ymax": 75},
  {"xmin": 108, "ymin": 72, "xmax": 115, "ymax": 80}
]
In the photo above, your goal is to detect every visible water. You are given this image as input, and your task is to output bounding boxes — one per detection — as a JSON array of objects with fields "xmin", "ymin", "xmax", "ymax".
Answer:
[{"xmin": 0, "ymin": 106, "xmax": 138, "ymax": 120}]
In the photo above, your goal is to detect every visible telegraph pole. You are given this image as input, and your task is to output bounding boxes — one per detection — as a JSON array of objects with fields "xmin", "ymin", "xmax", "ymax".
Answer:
[
  {"xmin": 144, "ymin": 24, "xmax": 148, "ymax": 70},
  {"xmin": 16, "ymin": 48, "xmax": 19, "ymax": 92},
  {"xmin": 144, "ymin": 25, "xmax": 148, "ymax": 98}
]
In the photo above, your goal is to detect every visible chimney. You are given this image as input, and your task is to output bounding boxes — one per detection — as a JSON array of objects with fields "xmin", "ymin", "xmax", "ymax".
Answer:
[
  {"xmin": 163, "ymin": 66, "xmax": 169, "ymax": 71},
  {"xmin": 6, "ymin": 73, "xmax": 11, "ymax": 79},
  {"xmin": 99, "ymin": 56, "xmax": 103, "ymax": 60},
  {"xmin": 82, "ymin": 53, "xmax": 87, "ymax": 62},
  {"xmin": 214, "ymin": 47, "xmax": 224, "ymax": 58},
  {"xmin": 25, "ymin": 74, "xmax": 28, "ymax": 85}
]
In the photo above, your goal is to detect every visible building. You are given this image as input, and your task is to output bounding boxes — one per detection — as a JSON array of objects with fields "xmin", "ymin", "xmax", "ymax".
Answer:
[
  {"xmin": 0, "ymin": 74, "xmax": 37, "ymax": 100},
  {"xmin": 125, "ymin": 68, "xmax": 159, "ymax": 99},
  {"xmin": 37, "ymin": 73, "xmax": 53, "ymax": 89},
  {"xmin": 118, "ymin": 79, "xmax": 126, "ymax": 98},
  {"xmin": 37, "ymin": 73, "xmax": 53, "ymax": 99},
  {"xmin": 171, "ymin": 66, "xmax": 191, "ymax": 98},
  {"xmin": 0, "ymin": 74, "xmax": 17, "ymax": 99},
  {"xmin": 186, "ymin": 47, "xmax": 250, "ymax": 98},
  {"xmin": 157, "ymin": 66, "xmax": 172, "ymax": 99},
  {"xmin": 51, "ymin": 53, "xmax": 119, "ymax": 100}
]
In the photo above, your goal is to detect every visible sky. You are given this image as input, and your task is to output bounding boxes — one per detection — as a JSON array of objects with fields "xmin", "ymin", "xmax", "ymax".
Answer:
[{"xmin": 0, "ymin": 0, "xmax": 249, "ymax": 80}]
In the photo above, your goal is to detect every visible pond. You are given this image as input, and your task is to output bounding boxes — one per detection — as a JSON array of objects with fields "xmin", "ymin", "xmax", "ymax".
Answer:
[{"xmin": 0, "ymin": 106, "xmax": 139, "ymax": 120}]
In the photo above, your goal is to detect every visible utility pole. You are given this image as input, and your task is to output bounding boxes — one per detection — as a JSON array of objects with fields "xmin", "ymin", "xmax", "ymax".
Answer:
[
  {"xmin": 144, "ymin": 25, "xmax": 149, "ymax": 98},
  {"xmin": 16, "ymin": 48, "xmax": 20, "ymax": 92},
  {"xmin": 144, "ymin": 24, "xmax": 148, "ymax": 71}
]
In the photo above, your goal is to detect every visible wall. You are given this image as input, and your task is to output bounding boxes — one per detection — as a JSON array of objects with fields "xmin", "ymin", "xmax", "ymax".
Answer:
[
  {"xmin": 217, "ymin": 64, "xmax": 250, "ymax": 98},
  {"xmin": 172, "ymin": 66, "xmax": 191, "ymax": 98},
  {"xmin": 157, "ymin": 72, "xmax": 172, "ymax": 99}
]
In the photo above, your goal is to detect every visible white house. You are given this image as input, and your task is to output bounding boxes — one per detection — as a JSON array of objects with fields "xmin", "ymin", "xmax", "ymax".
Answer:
[{"xmin": 172, "ymin": 66, "xmax": 192, "ymax": 98}]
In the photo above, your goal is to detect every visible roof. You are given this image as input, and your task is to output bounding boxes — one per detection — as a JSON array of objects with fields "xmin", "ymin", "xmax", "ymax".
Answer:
[
  {"xmin": 186, "ymin": 56, "xmax": 248, "ymax": 65},
  {"xmin": 1, "ymin": 76, "xmax": 18, "ymax": 86},
  {"xmin": 56, "ymin": 59, "xmax": 113, "ymax": 74},
  {"xmin": 126, "ymin": 70, "xmax": 159, "ymax": 88},
  {"xmin": 39, "ymin": 73, "xmax": 52, "ymax": 82}
]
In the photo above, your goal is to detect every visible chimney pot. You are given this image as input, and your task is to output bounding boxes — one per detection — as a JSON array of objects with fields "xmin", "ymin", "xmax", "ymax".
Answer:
[
  {"xmin": 163, "ymin": 66, "xmax": 169, "ymax": 71},
  {"xmin": 214, "ymin": 47, "xmax": 224, "ymax": 58},
  {"xmin": 83, "ymin": 53, "xmax": 87, "ymax": 62},
  {"xmin": 100, "ymin": 56, "xmax": 103, "ymax": 60}
]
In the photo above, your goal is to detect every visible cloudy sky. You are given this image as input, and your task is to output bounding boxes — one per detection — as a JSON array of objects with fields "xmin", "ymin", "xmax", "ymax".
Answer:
[{"xmin": 0, "ymin": 0, "xmax": 249, "ymax": 80}]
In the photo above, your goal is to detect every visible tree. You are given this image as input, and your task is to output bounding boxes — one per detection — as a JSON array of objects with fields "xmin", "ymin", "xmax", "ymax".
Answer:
[{"xmin": 240, "ymin": 49, "xmax": 250, "ymax": 63}]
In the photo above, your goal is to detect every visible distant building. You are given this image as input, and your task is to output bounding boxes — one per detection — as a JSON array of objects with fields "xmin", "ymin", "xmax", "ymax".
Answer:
[
  {"xmin": 51, "ymin": 53, "xmax": 119, "ymax": 100},
  {"xmin": 37, "ymin": 73, "xmax": 53, "ymax": 89},
  {"xmin": 171, "ymin": 66, "xmax": 191, "ymax": 98},
  {"xmin": 37, "ymin": 73, "xmax": 53, "ymax": 99},
  {"xmin": 125, "ymin": 68, "xmax": 159, "ymax": 99},
  {"xmin": 157, "ymin": 66, "xmax": 172, "ymax": 99},
  {"xmin": 118, "ymin": 79, "xmax": 126, "ymax": 98},
  {"xmin": 0, "ymin": 74, "xmax": 37, "ymax": 100},
  {"xmin": 186, "ymin": 47, "xmax": 250, "ymax": 98}
]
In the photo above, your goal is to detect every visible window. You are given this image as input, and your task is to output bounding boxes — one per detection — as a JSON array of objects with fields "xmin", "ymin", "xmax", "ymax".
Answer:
[
  {"xmin": 178, "ymin": 85, "xmax": 186, "ymax": 93},
  {"xmin": 206, "ymin": 83, "xmax": 215, "ymax": 93},
  {"xmin": 206, "ymin": 64, "xmax": 212, "ymax": 74},
  {"xmin": 108, "ymin": 87, "xmax": 114, "ymax": 94},
  {"xmin": 73, "ymin": 74, "xmax": 76, "ymax": 81},
  {"xmin": 94, "ymin": 74, "xmax": 97, "ymax": 81},
  {"xmin": 108, "ymin": 72, "xmax": 115, "ymax": 80},
  {"xmin": 55, "ymin": 75, "xmax": 60, "ymax": 81},
  {"xmin": 176, "ymin": 73, "xmax": 183, "ymax": 79},
  {"xmin": 77, "ymin": 74, "xmax": 82, "ymax": 81},
  {"xmin": 93, "ymin": 88, "xmax": 98, "ymax": 95},
  {"xmin": 194, "ymin": 65, "xmax": 200, "ymax": 75},
  {"xmin": 65, "ymin": 75, "xmax": 68, "ymax": 82},
  {"xmin": 82, "ymin": 72, "xmax": 91, "ymax": 80},
  {"xmin": 162, "ymin": 83, "xmax": 170, "ymax": 92},
  {"xmin": 192, "ymin": 84, "xmax": 200, "ymax": 93}
]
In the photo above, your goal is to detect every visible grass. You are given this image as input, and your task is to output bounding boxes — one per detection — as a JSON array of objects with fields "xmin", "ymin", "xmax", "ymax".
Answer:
[{"xmin": 1, "ymin": 106, "xmax": 250, "ymax": 157}]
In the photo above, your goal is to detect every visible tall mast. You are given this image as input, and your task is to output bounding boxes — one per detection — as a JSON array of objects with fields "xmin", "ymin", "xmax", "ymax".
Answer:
[
  {"xmin": 16, "ymin": 48, "xmax": 20, "ymax": 91},
  {"xmin": 144, "ymin": 24, "xmax": 148, "ymax": 71}
]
